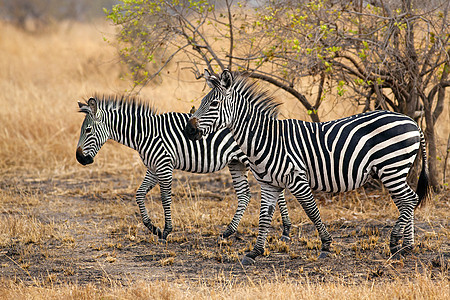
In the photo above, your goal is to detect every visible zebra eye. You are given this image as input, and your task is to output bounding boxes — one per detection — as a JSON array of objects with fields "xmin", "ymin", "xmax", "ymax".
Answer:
[
  {"xmin": 85, "ymin": 127, "xmax": 92, "ymax": 134},
  {"xmin": 210, "ymin": 101, "xmax": 219, "ymax": 108}
]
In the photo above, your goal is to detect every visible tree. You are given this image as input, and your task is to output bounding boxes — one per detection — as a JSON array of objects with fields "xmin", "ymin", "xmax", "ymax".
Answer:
[
  {"xmin": 252, "ymin": 0, "xmax": 449, "ymax": 189},
  {"xmin": 105, "ymin": 0, "xmax": 322, "ymax": 121},
  {"xmin": 105, "ymin": 0, "xmax": 449, "ymax": 189}
]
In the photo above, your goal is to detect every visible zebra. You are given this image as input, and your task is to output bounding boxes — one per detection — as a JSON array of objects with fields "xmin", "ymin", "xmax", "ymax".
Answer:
[
  {"xmin": 185, "ymin": 70, "xmax": 430, "ymax": 265},
  {"xmin": 75, "ymin": 95, "xmax": 292, "ymax": 242}
]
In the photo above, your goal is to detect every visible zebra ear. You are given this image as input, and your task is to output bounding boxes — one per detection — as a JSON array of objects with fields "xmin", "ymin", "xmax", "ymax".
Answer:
[
  {"xmin": 78, "ymin": 101, "xmax": 91, "ymax": 114},
  {"xmin": 204, "ymin": 69, "xmax": 220, "ymax": 89},
  {"xmin": 88, "ymin": 98, "xmax": 97, "ymax": 116},
  {"xmin": 220, "ymin": 69, "xmax": 233, "ymax": 90}
]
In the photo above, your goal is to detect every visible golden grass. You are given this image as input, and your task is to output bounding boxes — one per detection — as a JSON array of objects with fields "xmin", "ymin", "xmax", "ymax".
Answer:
[
  {"xmin": 0, "ymin": 272, "xmax": 447, "ymax": 300},
  {"xmin": 0, "ymin": 19, "xmax": 448, "ymax": 299}
]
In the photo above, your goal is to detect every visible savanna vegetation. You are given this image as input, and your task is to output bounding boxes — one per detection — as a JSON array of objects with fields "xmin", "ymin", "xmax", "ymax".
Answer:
[{"xmin": 0, "ymin": 0, "xmax": 448, "ymax": 299}]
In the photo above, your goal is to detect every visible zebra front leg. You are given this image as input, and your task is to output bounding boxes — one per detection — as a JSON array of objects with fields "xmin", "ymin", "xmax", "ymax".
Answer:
[
  {"xmin": 241, "ymin": 184, "xmax": 283, "ymax": 266},
  {"xmin": 225, "ymin": 161, "xmax": 292, "ymax": 241},
  {"xmin": 137, "ymin": 169, "xmax": 163, "ymax": 239},
  {"xmin": 277, "ymin": 191, "xmax": 292, "ymax": 242},
  {"xmin": 290, "ymin": 181, "xmax": 332, "ymax": 258}
]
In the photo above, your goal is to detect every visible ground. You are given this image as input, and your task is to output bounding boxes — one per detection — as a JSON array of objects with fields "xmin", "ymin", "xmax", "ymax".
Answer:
[{"xmin": 0, "ymin": 169, "xmax": 448, "ymax": 288}]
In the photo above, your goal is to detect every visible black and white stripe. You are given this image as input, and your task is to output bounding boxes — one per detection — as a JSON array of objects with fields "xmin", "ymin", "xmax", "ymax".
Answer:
[
  {"xmin": 76, "ymin": 95, "xmax": 291, "ymax": 241},
  {"xmin": 186, "ymin": 70, "xmax": 430, "ymax": 264}
]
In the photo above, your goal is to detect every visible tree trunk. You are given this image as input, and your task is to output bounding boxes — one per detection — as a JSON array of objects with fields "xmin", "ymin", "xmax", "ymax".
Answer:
[{"xmin": 424, "ymin": 109, "xmax": 441, "ymax": 191}]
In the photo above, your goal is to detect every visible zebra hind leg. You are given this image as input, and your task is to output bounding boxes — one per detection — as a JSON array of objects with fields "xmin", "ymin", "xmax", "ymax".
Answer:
[
  {"xmin": 386, "ymin": 183, "xmax": 418, "ymax": 259},
  {"xmin": 290, "ymin": 182, "xmax": 332, "ymax": 258},
  {"xmin": 277, "ymin": 191, "xmax": 292, "ymax": 242},
  {"xmin": 401, "ymin": 214, "xmax": 415, "ymax": 255},
  {"xmin": 159, "ymin": 178, "xmax": 174, "ymax": 242},
  {"xmin": 137, "ymin": 170, "xmax": 163, "ymax": 239}
]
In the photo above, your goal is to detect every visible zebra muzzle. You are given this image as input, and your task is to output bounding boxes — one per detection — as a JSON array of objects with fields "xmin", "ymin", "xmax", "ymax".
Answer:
[
  {"xmin": 184, "ymin": 118, "xmax": 203, "ymax": 141},
  {"xmin": 76, "ymin": 147, "xmax": 94, "ymax": 165}
]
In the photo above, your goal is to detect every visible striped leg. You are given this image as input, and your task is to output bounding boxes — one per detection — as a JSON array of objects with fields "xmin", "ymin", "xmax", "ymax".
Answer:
[
  {"xmin": 221, "ymin": 161, "xmax": 252, "ymax": 238},
  {"xmin": 223, "ymin": 161, "xmax": 291, "ymax": 240},
  {"xmin": 277, "ymin": 191, "xmax": 292, "ymax": 241},
  {"xmin": 384, "ymin": 181, "xmax": 418, "ymax": 258},
  {"xmin": 156, "ymin": 164, "xmax": 174, "ymax": 241},
  {"xmin": 403, "ymin": 214, "xmax": 415, "ymax": 253},
  {"xmin": 290, "ymin": 178, "xmax": 332, "ymax": 258},
  {"xmin": 137, "ymin": 169, "xmax": 162, "ymax": 239},
  {"xmin": 241, "ymin": 183, "xmax": 283, "ymax": 265}
]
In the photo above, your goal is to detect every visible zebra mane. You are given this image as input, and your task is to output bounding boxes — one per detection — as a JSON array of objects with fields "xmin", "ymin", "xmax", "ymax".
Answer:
[
  {"xmin": 230, "ymin": 73, "xmax": 281, "ymax": 119},
  {"xmin": 92, "ymin": 94, "xmax": 158, "ymax": 116}
]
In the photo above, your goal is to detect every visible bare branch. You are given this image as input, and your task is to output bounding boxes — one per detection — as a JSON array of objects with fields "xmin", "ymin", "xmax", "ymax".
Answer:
[
  {"xmin": 226, "ymin": 0, "xmax": 233, "ymax": 70},
  {"xmin": 247, "ymin": 72, "xmax": 319, "ymax": 122},
  {"xmin": 137, "ymin": 43, "xmax": 191, "ymax": 92},
  {"xmin": 314, "ymin": 72, "xmax": 325, "ymax": 110}
]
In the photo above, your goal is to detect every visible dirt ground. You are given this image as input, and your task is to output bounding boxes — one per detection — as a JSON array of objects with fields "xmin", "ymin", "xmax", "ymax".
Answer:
[{"xmin": 0, "ymin": 169, "xmax": 448, "ymax": 287}]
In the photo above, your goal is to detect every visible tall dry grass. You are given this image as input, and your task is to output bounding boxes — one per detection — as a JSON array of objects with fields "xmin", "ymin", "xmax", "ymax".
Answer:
[{"xmin": 0, "ymin": 272, "xmax": 448, "ymax": 299}]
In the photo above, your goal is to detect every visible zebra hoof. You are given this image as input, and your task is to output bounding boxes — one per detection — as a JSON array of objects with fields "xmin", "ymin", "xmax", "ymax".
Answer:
[
  {"xmin": 158, "ymin": 238, "xmax": 168, "ymax": 244},
  {"xmin": 318, "ymin": 251, "xmax": 331, "ymax": 259},
  {"xmin": 390, "ymin": 251, "xmax": 403, "ymax": 260},
  {"xmin": 279, "ymin": 235, "xmax": 291, "ymax": 243},
  {"xmin": 400, "ymin": 245, "xmax": 413, "ymax": 257},
  {"xmin": 241, "ymin": 255, "xmax": 256, "ymax": 266},
  {"xmin": 390, "ymin": 245, "xmax": 402, "ymax": 260},
  {"xmin": 220, "ymin": 228, "xmax": 235, "ymax": 240}
]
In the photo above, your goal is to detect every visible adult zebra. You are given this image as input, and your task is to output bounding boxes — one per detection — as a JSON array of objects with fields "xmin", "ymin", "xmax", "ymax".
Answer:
[
  {"xmin": 185, "ymin": 70, "xmax": 430, "ymax": 265},
  {"xmin": 75, "ymin": 95, "xmax": 291, "ymax": 242}
]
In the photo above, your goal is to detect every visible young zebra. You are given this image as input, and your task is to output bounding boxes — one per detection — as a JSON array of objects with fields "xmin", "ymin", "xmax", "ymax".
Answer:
[
  {"xmin": 75, "ymin": 95, "xmax": 291, "ymax": 242},
  {"xmin": 185, "ymin": 70, "xmax": 430, "ymax": 265}
]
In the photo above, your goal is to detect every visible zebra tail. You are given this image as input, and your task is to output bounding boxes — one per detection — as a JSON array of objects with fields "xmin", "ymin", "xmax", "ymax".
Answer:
[{"xmin": 415, "ymin": 130, "xmax": 431, "ymax": 209}]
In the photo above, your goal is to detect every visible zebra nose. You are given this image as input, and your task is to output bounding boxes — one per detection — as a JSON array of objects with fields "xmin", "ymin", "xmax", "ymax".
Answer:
[
  {"xmin": 184, "ymin": 118, "xmax": 202, "ymax": 141},
  {"xmin": 76, "ymin": 146, "xmax": 94, "ymax": 165}
]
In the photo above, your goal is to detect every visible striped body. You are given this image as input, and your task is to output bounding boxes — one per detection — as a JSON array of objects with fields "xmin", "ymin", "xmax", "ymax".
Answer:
[
  {"xmin": 186, "ymin": 70, "xmax": 429, "ymax": 264},
  {"xmin": 76, "ymin": 96, "xmax": 291, "ymax": 241},
  {"xmin": 238, "ymin": 112, "xmax": 421, "ymax": 193}
]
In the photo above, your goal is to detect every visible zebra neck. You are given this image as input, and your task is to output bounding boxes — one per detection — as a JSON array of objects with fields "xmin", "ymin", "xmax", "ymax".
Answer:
[
  {"xmin": 107, "ymin": 110, "xmax": 154, "ymax": 152},
  {"xmin": 230, "ymin": 107, "xmax": 274, "ymax": 159}
]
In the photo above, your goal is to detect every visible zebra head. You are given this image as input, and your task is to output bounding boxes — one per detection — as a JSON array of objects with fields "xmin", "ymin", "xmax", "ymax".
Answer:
[
  {"xmin": 76, "ymin": 98, "xmax": 109, "ymax": 165},
  {"xmin": 185, "ymin": 69, "xmax": 234, "ymax": 141}
]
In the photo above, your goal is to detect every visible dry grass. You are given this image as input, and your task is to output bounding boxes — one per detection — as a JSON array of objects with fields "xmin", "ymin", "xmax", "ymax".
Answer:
[
  {"xmin": 0, "ymin": 20, "xmax": 448, "ymax": 299},
  {"xmin": 0, "ymin": 272, "xmax": 448, "ymax": 299}
]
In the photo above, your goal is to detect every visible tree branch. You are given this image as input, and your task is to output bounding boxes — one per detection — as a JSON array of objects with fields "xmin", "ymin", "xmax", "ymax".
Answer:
[
  {"xmin": 172, "ymin": 6, "xmax": 225, "ymax": 71},
  {"xmin": 247, "ymin": 72, "xmax": 319, "ymax": 122},
  {"xmin": 226, "ymin": 0, "xmax": 233, "ymax": 70},
  {"xmin": 427, "ymin": 79, "xmax": 450, "ymax": 122},
  {"xmin": 137, "ymin": 43, "xmax": 191, "ymax": 92},
  {"xmin": 314, "ymin": 72, "xmax": 325, "ymax": 110}
]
